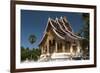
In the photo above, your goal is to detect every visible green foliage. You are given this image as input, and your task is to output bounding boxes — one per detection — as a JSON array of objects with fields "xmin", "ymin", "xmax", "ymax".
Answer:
[
  {"xmin": 82, "ymin": 14, "xmax": 89, "ymax": 41},
  {"xmin": 76, "ymin": 13, "xmax": 89, "ymax": 40},
  {"xmin": 76, "ymin": 13, "xmax": 90, "ymax": 59},
  {"xmin": 21, "ymin": 46, "xmax": 28, "ymax": 61},
  {"xmin": 21, "ymin": 34, "xmax": 40, "ymax": 61},
  {"xmin": 21, "ymin": 46, "xmax": 41, "ymax": 62}
]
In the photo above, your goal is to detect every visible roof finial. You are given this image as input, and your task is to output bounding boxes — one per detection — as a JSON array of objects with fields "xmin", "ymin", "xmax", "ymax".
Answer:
[
  {"xmin": 56, "ymin": 17, "xmax": 58, "ymax": 20},
  {"xmin": 55, "ymin": 17, "xmax": 58, "ymax": 23},
  {"xmin": 63, "ymin": 16, "xmax": 68, "ymax": 22},
  {"xmin": 60, "ymin": 16, "xmax": 63, "ymax": 19},
  {"xmin": 48, "ymin": 17, "xmax": 51, "ymax": 20}
]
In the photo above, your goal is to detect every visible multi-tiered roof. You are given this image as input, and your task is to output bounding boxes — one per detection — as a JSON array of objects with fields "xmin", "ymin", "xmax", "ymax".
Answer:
[{"xmin": 39, "ymin": 16, "xmax": 82, "ymax": 45}]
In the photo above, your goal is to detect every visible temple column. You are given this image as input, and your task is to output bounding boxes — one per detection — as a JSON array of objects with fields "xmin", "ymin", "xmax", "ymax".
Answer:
[
  {"xmin": 55, "ymin": 41, "xmax": 58, "ymax": 52},
  {"xmin": 70, "ymin": 44, "xmax": 73, "ymax": 55},
  {"xmin": 62, "ymin": 43, "xmax": 65, "ymax": 52},
  {"xmin": 47, "ymin": 41, "xmax": 49, "ymax": 55},
  {"xmin": 77, "ymin": 41, "xmax": 81, "ymax": 54},
  {"xmin": 41, "ymin": 47, "xmax": 44, "ymax": 54},
  {"xmin": 70, "ymin": 44, "xmax": 73, "ymax": 60}
]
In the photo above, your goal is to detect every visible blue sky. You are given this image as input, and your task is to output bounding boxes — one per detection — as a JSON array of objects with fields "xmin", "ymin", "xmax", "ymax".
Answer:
[{"xmin": 21, "ymin": 10, "xmax": 84, "ymax": 49}]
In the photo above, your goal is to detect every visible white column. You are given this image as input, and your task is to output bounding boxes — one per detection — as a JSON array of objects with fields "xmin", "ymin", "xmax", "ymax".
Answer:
[
  {"xmin": 77, "ymin": 41, "xmax": 81, "ymax": 54},
  {"xmin": 62, "ymin": 43, "xmax": 65, "ymax": 52},
  {"xmin": 70, "ymin": 44, "xmax": 73, "ymax": 55},
  {"xmin": 77, "ymin": 41, "xmax": 81, "ymax": 56},
  {"xmin": 70, "ymin": 44, "xmax": 73, "ymax": 60},
  {"xmin": 47, "ymin": 41, "xmax": 49, "ymax": 55},
  {"xmin": 41, "ymin": 47, "xmax": 43, "ymax": 54},
  {"xmin": 42, "ymin": 46, "xmax": 45, "ymax": 54},
  {"xmin": 55, "ymin": 41, "xmax": 58, "ymax": 52}
]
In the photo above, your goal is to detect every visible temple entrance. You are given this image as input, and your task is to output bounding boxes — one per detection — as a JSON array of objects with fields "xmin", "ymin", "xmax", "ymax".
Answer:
[
  {"xmin": 49, "ymin": 40, "xmax": 55, "ymax": 54},
  {"xmin": 65, "ymin": 42, "xmax": 70, "ymax": 52},
  {"xmin": 72, "ymin": 45, "xmax": 77, "ymax": 54},
  {"xmin": 58, "ymin": 43, "xmax": 62, "ymax": 52}
]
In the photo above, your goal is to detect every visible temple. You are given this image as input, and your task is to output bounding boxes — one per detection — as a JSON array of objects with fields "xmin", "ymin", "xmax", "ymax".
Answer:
[{"xmin": 38, "ymin": 16, "xmax": 87, "ymax": 62}]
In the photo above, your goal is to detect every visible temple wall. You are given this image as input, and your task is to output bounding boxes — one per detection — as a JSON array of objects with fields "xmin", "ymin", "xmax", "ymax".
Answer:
[{"xmin": 40, "ymin": 30, "xmax": 82, "ymax": 60}]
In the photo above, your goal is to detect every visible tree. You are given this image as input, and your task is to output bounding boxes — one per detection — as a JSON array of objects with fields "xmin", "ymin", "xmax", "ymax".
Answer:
[
  {"xmin": 82, "ymin": 13, "xmax": 89, "ymax": 40},
  {"xmin": 28, "ymin": 34, "xmax": 41, "ymax": 61},
  {"xmin": 76, "ymin": 13, "xmax": 89, "ymax": 40},
  {"xmin": 21, "ymin": 46, "xmax": 28, "ymax": 61},
  {"xmin": 76, "ymin": 13, "xmax": 89, "ymax": 59},
  {"xmin": 29, "ymin": 48, "xmax": 41, "ymax": 61},
  {"xmin": 21, "ymin": 34, "xmax": 39, "ymax": 61}
]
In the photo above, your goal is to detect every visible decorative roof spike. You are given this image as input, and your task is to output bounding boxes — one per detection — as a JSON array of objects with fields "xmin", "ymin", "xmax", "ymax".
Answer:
[
  {"xmin": 55, "ymin": 17, "xmax": 58, "ymax": 20},
  {"xmin": 60, "ymin": 16, "xmax": 63, "ymax": 19},
  {"xmin": 59, "ymin": 16, "xmax": 63, "ymax": 22},
  {"xmin": 48, "ymin": 17, "xmax": 51, "ymax": 21},
  {"xmin": 55, "ymin": 17, "xmax": 58, "ymax": 22},
  {"xmin": 63, "ymin": 16, "xmax": 68, "ymax": 23}
]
